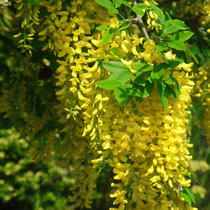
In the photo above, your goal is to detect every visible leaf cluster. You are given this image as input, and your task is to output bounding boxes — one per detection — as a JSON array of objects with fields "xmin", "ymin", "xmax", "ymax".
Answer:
[
  {"xmin": 94, "ymin": 0, "xmax": 196, "ymax": 110},
  {"xmin": 96, "ymin": 60, "xmax": 181, "ymax": 109},
  {"xmin": 28, "ymin": 0, "xmax": 58, "ymax": 4},
  {"xmin": 0, "ymin": 129, "xmax": 72, "ymax": 209}
]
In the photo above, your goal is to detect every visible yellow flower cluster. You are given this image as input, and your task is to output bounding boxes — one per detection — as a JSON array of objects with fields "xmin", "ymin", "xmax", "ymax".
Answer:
[
  {"xmin": 189, "ymin": 159, "xmax": 208, "ymax": 201},
  {"xmin": 102, "ymin": 72, "xmax": 194, "ymax": 209},
  {"xmin": 5, "ymin": 0, "xmax": 197, "ymax": 209},
  {"xmin": 15, "ymin": 0, "xmax": 40, "ymax": 30},
  {"xmin": 189, "ymin": 160, "xmax": 209, "ymax": 173},
  {"xmin": 191, "ymin": 185, "xmax": 207, "ymax": 199},
  {"xmin": 178, "ymin": 0, "xmax": 210, "ymax": 33},
  {"xmin": 192, "ymin": 66, "xmax": 210, "ymax": 142},
  {"xmin": 146, "ymin": 10, "xmax": 162, "ymax": 33},
  {"xmin": 203, "ymin": 83, "xmax": 210, "ymax": 143},
  {"xmin": 141, "ymin": 39, "xmax": 164, "ymax": 65},
  {"xmin": 145, "ymin": 0, "xmax": 162, "ymax": 33},
  {"xmin": 193, "ymin": 67, "xmax": 208, "ymax": 98}
]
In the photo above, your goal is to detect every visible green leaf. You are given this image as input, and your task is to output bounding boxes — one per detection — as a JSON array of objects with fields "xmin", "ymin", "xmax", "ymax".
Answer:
[
  {"xmin": 160, "ymin": 95, "xmax": 168, "ymax": 109},
  {"xmin": 129, "ymin": 72, "xmax": 136, "ymax": 81},
  {"xmin": 123, "ymin": 83, "xmax": 133, "ymax": 90},
  {"xmin": 103, "ymin": 61, "xmax": 130, "ymax": 83},
  {"xmin": 29, "ymin": 0, "xmax": 58, "ymax": 3},
  {"xmin": 186, "ymin": 47, "xmax": 199, "ymax": 64},
  {"xmin": 134, "ymin": 3, "xmax": 149, "ymax": 10},
  {"xmin": 174, "ymin": 78, "xmax": 180, "ymax": 98},
  {"xmin": 170, "ymin": 31, "xmax": 194, "ymax": 41},
  {"xmin": 168, "ymin": 40, "xmax": 186, "ymax": 51},
  {"xmin": 132, "ymin": 3, "xmax": 149, "ymax": 16},
  {"xmin": 185, "ymin": 50, "xmax": 192, "ymax": 63},
  {"xmin": 95, "ymin": 0, "xmax": 114, "ymax": 10},
  {"xmin": 154, "ymin": 61, "xmax": 180, "ymax": 72},
  {"xmin": 151, "ymin": 69, "xmax": 165, "ymax": 82},
  {"xmin": 192, "ymin": 43, "xmax": 201, "ymax": 56},
  {"xmin": 110, "ymin": 47, "xmax": 123, "ymax": 58},
  {"xmin": 121, "ymin": 0, "xmax": 132, "ymax": 8},
  {"xmin": 114, "ymin": 86, "xmax": 129, "ymax": 105},
  {"xmin": 165, "ymin": 12, "xmax": 172, "ymax": 21},
  {"xmin": 96, "ymin": 79, "xmax": 122, "ymax": 90},
  {"xmin": 29, "ymin": 0, "xmax": 42, "ymax": 4},
  {"xmin": 113, "ymin": 0, "xmax": 122, "ymax": 8},
  {"xmin": 129, "ymin": 85, "xmax": 143, "ymax": 97},
  {"xmin": 103, "ymin": 28, "xmax": 114, "ymax": 45},
  {"xmin": 133, "ymin": 62, "xmax": 153, "ymax": 72},
  {"xmin": 136, "ymin": 97, "xmax": 143, "ymax": 102},
  {"xmin": 109, "ymin": 71, "xmax": 129, "ymax": 84},
  {"xmin": 174, "ymin": 57, "xmax": 184, "ymax": 63},
  {"xmin": 142, "ymin": 81, "xmax": 154, "ymax": 98},
  {"xmin": 108, "ymin": 6, "xmax": 119, "ymax": 14},
  {"xmin": 165, "ymin": 80, "xmax": 180, "ymax": 99},
  {"xmin": 165, "ymin": 85, "xmax": 177, "ymax": 98},
  {"xmin": 165, "ymin": 74, "xmax": 174, "ymax": 85},
  {"xmin": 149, "ymin": 2, "xmax": 165, "ymax": 20},
  {"xmin": 157, "ymin": 82, "xmax": 166, "ymax": 97},
  {"xmin": 134, "ymin": 73, "xmax": 146, "ymax": 86},
  {"xmin": 157, "ymin": 82, "xmax": 168, "ymax": 109},
  {"xmin": 96, "ymin": 25, "xmax": 109, "ymax": 31},
  {"xmin": 183, "ymin": 187, "xmax": 196, "ymax": 204},
  {"xmin": 95, "ymin": 0, "xmax": 118, "ymax": 14},
  {"xmin": 180, "ymin": 192, "xmax": 192, "ymax": 206},
  {"xmin": 156, "ymin": 42, "xmax": 168, "ymax": 52},
  {"xmin": 103, "ymin": 61, "xmax": 129, "ymax": 72},
  {"xmin": 146, "ymin": 72, "xmax": 153, "ymax": 83},
  {"xmin": 163, "ymin": 19, "xmax": 189, "ymax": 34},
  {"xmin": 189, "ymin": 173, "xmax": 200, "ymax": 184}
]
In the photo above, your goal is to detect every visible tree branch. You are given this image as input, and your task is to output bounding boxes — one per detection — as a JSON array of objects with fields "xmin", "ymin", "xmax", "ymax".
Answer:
[{"xmin": 134, "ymin": 1, "xmax": 150, "ymax": 40}]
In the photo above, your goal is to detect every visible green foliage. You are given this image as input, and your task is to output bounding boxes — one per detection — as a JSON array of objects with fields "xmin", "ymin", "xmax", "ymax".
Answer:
[
  {"xmin": 0, "ymin": 129, "xmax": 73, "ymax": 210},
  {"xmin": 103, "ymin": 28, "xmax": 115, "ymax": 45},
  {"xmin": 162, "ymin": 19, "xmax": 189, "ymax": 34},
  {"xmin": 96, "ymin": 79, "xmax": 122, "ymax": 90},
  {"xmin": 180, "ymin": 191, "xmax": 192, "ymax": 206},
  {"xmin": 28, "ymin": 0, "xmax": 58, "ymax": 4},
  {"xmin": 94, "ymin": 0, "xmax": 118, "ymax": 14},
  {"xmin": 96, "ymin": 25, "xmax": 109, "ymax": 31},
  {"xmin": 110, "ymin": 47, "xmax": 123, "ymax": 58},
  {"xmin": 103, "ymin": 61, "xmax": 130, "ymax": 83},
  {"xmin": 132, "ymin": 3, "xmax": 149, "ymax": 16},
  {"xmin": 94, "ymin": 1, "xmax": 195, "ymax": 109},
  {"xmin": 96, "ymin": 60, "xmax": 181, "ymax": 109},
  {"xmin": 112, "ymin": 0, "xmax": 122, "ymax": 8},
  {"xmin": 149, "ymin": 1, "xmax": 165, "ymax": 20},
  {"xmin": 179, "ymin": 187, "xmax": 196, "ymax": 206}
]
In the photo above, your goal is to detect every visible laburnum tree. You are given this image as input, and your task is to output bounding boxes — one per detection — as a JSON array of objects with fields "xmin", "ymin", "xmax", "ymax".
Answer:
[{"xmin": 0, "ymin": 0, "xmax": 209, "ymax": 209}]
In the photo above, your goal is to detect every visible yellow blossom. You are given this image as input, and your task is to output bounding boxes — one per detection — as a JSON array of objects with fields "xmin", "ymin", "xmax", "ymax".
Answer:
[
  {"xmin": 165, "ymin": 51, "xmax": 176, "ymax": 60},
  {"xmin": 110, "ymin": 17, "xmax": 119, "ymax": 29}
]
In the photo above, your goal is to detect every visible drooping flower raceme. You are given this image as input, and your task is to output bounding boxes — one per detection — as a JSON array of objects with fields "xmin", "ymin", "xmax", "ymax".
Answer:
[{"xmin": 1, "ymin": 0, "xmax": 198, "ymax": 209}]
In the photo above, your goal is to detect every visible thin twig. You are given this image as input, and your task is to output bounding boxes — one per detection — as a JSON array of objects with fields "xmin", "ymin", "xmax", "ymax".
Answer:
[{"xmin": 134, "ymin": 1, "xmax": 150, "ymax": 40}]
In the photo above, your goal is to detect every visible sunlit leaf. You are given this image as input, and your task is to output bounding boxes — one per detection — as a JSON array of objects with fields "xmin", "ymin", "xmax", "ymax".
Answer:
[{"xmin": 96, "ymin": 79, "xmax": 122, "ymax": 90}]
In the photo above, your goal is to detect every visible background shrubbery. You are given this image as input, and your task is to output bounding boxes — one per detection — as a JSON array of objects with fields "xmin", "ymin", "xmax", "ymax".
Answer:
[
  {"xmin": 0, "ymin": 128, "xmax": 74, "ymax": 210},
  {"xmin": 0, "ymin": 126, "xmax": 115, "ymax": 210}
]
